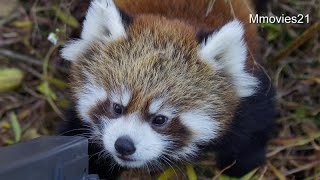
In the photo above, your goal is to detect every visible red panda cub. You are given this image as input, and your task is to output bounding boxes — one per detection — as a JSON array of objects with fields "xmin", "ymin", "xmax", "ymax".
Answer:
[{"xmin": 60, "ymin": 0, "xmax": 275, "ymax": 178}]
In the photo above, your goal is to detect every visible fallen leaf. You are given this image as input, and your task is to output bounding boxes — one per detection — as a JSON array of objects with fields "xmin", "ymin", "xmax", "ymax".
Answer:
[
  {"xmin": 1, "ymin": 121, "xmax": 11, "ymax": 129},
  {"xmin": 9, "ymin": 112, "xmax": 21, "ymax": 143},
  {"xmin": 186, "ymin": 164, "xmax": 197, "ymax": 180},
  {"xmin": 12, "ymin": 20, "xmax": 33, "ymax": 28},
  {"xmin": 37, "ymin": 82, "xmax": 57, "ymax": 100},
  {"xmin": 23, "ymin": 128, "xmax": 40, "ymax": 140},
  {"xmin": 0, "ymin": 68, "xmax": 24, "ymax": 92}
]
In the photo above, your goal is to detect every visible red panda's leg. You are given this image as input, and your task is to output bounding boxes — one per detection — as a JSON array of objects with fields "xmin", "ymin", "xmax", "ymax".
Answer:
[{"xmin": 213, "ymin": 71, "xmax": 275, "ymax": 177}]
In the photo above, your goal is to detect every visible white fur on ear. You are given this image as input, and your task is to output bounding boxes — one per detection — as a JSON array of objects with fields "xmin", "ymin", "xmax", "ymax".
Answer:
[
  {"xmin": 60, "ymin": 39, "xmax": 89, "ymax": 61},
  {"xmin": 198, "ymin": 20, "xmax": 258, "ymax": 97},
  {"xmin": 61, "ymin": 0, "xmax": 126, "ymax": 61},
  {"xmin": 81, "ymin": 0, "xmax": 126, "ymax": 41}
]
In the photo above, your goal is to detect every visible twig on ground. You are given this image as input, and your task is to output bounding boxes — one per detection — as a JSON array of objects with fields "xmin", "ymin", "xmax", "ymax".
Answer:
[
  {"xmin": 267, "ymin": 161, "xmax": 286, "ymax": 180},
  {"xmin": 284, "ymin": 160, "xmax": 320, "ymax": 176},
  {"xmin": 0, "ymin": 48, "xmax": 43, "ymax": 66},
  {"xmin": 212, "ymin": 161, "xmax": 236, "ymax": 180},
  {"xmin": 17, "ymin": 63, "xmax": 42, "ymax": 78},
  {"xmin": 257, "ymin": 166, "xmax": 268, "ymax": 180},
  {"xmin": 270, "ymin": 21, "xmax": 320, "ymax": 65}
]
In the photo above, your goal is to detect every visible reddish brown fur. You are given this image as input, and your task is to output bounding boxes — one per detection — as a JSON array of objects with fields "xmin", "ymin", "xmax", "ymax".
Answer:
[
  {"xmin": 89, "ymin": 99, "xmax": 121, "ymax": 122},
  {"xmin": 115, "ymin": 0, "xmax": 258, "ymax": 67}
]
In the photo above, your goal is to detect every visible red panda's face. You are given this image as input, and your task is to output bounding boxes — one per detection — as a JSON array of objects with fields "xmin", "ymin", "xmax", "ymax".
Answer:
[
  {"xmin": 61, "ymin": 0, "xmax": 258, "ymax": 169},
  {"xmin": 69, "ymin": 37, "xmax": 235, "ymax": 168}
]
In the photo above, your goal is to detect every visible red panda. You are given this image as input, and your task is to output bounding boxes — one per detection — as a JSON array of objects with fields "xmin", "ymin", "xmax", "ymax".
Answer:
[{"xmin": 60, "ymin": 0, "xmax": 275, "ymax": 178}]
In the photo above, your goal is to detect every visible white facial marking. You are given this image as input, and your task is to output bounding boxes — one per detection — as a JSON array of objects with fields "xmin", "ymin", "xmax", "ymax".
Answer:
[
  {"xmin": 77, "ymin": 83, "xmax": 107, "ymax": 122},
  {"xmin": 60, "ymin": 0, "xmax": 126, "ymax": 61},
  {"xmin": 149, "ymin": 98, "xmax": 164, "ymax": 114},
  {"xmin": 149, "ymin": 98, "xmax": 176, "ymax": 119},
  {"xmin": 198, "ymin": 19, "xmax": 259, "ymax": 97},
  {"xmin": 110, "ymin": 86, "xmax": 132, "ymax": 106},
  {"xmin": 180, "ymin": 109, "xmax": 219, "ymax": 143},
  {"xmin": 121, "ymin": 87, "xmax": 132, "ymax": 106},
  {"xmin": 158, "ymin": 106, "xmax": 177, "ymax": 119},
  {"xmin": 102, "ymin": 113, "xmax": 167, "ymax": 168},
  {"xmin": 166, "ymin": 109, "xmax": 219, "ymax": 160}
]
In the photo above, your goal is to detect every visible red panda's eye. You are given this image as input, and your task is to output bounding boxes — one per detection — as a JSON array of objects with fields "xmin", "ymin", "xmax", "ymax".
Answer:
[
  {"xmin": 152, "ymin": 115, "xmax": 168, "ymax": 126},
  {"xmin": 113, "ymin": 103, "xmax": 123, "ymax": 115}
]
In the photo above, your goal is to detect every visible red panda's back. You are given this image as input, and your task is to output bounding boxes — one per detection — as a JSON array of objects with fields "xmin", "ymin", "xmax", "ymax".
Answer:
[{"xmin": 115, "ymin": 0, "xmax": 259, "ymax": 67}]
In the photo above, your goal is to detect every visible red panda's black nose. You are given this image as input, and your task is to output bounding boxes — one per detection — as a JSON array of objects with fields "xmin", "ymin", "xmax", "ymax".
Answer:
[{"xmin": 115, "ymin": 136, "xmax": 136, "ymax": 156}]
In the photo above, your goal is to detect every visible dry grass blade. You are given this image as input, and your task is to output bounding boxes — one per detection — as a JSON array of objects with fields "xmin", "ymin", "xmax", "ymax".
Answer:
[
  {"xmin": 268, "ymin": 133, "xmax": 320, "ymax": 157},
  {"xmin": 212, "ymin": 161, "xmax": 236, "ymax": 180},
  {"xmin": 284, "ymin": 160, "xmax": 320, "ymax": 176},
  {"xmin": 267, "ymin": 161, "xmax": 286, "ymax": 180},
  {"xmin": 270, "ymin": 21, "xmax": 320, "ymax": 65}
]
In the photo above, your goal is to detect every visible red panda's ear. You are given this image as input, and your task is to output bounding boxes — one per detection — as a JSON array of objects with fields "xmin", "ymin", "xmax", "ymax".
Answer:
[
  {"xmin": 198, "ymin": 20, "xmax": 258, "ymax": 98},
  {"xmin": 61, "ymin": 0, "xmax": 131, "ymax": 62},
  {"xmin": 80, "ymin": 0, "xmax": 128, "ymax": 42}
]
